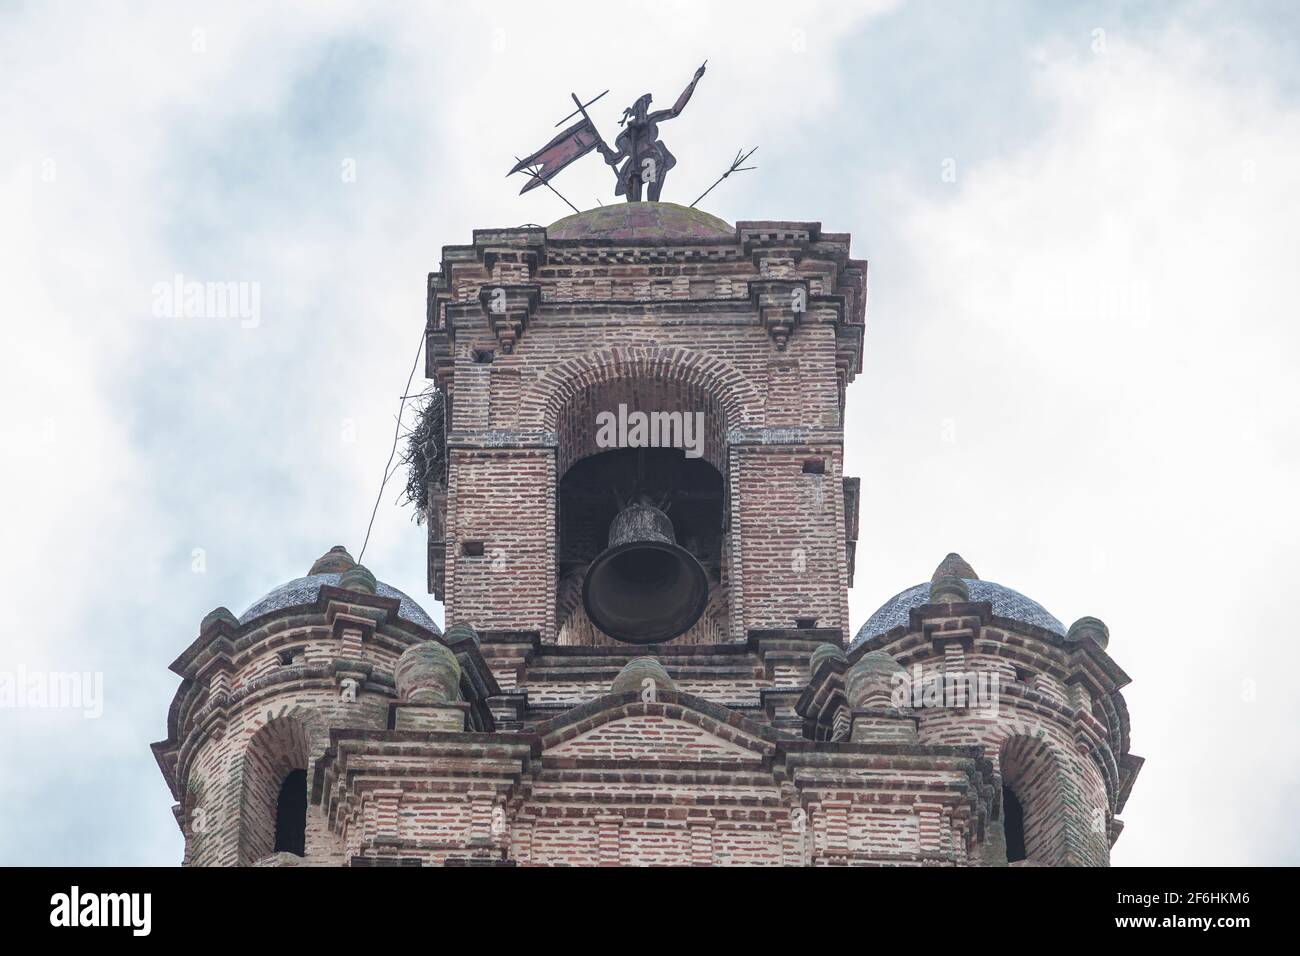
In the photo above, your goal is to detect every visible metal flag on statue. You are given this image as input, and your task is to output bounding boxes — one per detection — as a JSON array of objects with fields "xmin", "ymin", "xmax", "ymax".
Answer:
[
  {"xmin": 506, "ymin": 61, "xmax": 709, "ymax": 203},
  {"xmin": 507, "ymin": 116, "xmax": 603, "ymax": 194}
]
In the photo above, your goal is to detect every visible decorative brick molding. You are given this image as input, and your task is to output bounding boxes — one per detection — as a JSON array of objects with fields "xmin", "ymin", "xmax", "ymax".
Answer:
[{"xmin": 157, "ymin": 206, "xmax": 1141, "ymax": 867}]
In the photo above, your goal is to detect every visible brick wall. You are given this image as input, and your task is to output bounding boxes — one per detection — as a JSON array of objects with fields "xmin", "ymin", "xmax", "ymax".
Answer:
[{"xmin": 430, "ymin": 220, "xmax": 865, "ymax": 646}]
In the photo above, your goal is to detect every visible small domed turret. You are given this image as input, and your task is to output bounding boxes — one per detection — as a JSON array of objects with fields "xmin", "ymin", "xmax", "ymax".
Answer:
[
  {"xmin": 853, "ymin": 552, "xmax": 1065, "ymax": 649},
  {"xmin": 238, "ymin": 545, "xmax": 439, "ymax": 633}
]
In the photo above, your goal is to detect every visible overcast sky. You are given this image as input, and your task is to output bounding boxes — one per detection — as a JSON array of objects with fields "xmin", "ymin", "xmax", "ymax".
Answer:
[{"xmin": 2, "ymin": 0, "xmax": 1297, "ymax": 866}]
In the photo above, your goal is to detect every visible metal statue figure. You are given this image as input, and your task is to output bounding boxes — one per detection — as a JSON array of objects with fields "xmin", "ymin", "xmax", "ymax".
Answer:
[
  {"xmin": 596, "ymin": 62, "xmax": 707, "ymax": 201},
  {"xmin": 508, "ymin": 61, "xmax": 710, "ymax": 205}
]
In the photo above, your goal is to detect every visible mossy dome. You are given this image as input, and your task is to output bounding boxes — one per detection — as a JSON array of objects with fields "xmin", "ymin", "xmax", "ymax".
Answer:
[
  {"xmin": 851, "ymin": 553, "xmax": 1064, "ymax": 649},
  {"xmin": 547, "ymin": 202, "xmax": 733, "ymax": 241},
  {"xmin": 239, "ymin": 545, "xmax": 439, "ymax": 633}
]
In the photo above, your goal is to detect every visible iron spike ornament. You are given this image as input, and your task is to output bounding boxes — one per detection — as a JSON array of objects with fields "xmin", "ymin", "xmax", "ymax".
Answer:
[{"xmin": 508, "ymin": 61, "xmax": 709, "ymax": 203}]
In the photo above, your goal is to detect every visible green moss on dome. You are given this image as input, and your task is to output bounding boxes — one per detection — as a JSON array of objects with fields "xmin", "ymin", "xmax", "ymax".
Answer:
[{"xmin": 548, "ymin": 202, "xmax": 733, "ymax": 241}]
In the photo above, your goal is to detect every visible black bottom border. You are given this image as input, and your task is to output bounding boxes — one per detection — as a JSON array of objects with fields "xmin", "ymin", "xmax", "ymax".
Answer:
[{"xmin": 5, "ymin": 865, "xmax": 1281, "ymax": 942}]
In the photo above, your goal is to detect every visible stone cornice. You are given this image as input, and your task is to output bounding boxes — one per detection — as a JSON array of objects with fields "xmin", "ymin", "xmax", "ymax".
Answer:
[
  {"xmin": 425, "ymin": 218, "xmax": 867, "ymax": 383},
  {"xmin": 313, "ymin": 690, "xmax": 996, "ymax": 847}
]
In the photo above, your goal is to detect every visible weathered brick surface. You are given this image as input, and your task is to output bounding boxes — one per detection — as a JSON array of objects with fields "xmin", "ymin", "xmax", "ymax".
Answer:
[
  {"xmin": 427, "ymin": 214, "xmax": 865, "ymax": 639},
  {"xmin": 155, "ymin": 206, "xmax": 1140, "ymax": 866}
]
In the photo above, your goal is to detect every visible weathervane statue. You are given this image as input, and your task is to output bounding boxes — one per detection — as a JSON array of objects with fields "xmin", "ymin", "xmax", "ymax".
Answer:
[{"xmin": 510, "ymin": 61, "xmax": 749, "ymax": 207}]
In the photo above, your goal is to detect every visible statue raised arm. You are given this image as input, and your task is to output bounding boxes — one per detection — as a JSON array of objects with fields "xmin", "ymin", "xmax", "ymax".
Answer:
[
  {"xmin": 603, "ymin": 62, "xmax": 707, "ymax": 201},
  {"xmin": 647, "ymin": 61, "xmax": 706, "ymax": 124}
]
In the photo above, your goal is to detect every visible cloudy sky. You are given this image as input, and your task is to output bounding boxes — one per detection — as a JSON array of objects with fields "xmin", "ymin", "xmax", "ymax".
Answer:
[{"xmin": 2, "ymin": 0, "xmax": 1297, "ymax": 866}]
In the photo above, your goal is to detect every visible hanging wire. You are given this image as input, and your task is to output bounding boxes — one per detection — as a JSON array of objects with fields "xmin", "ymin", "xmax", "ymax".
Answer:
[{"xmin": 357, "ymin": 325, "xmax": 426, "ymax": 563}]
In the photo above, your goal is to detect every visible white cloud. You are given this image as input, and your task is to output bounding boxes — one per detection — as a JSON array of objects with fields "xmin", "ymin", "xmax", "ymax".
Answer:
[
  {"xmin": 0, "ymin": 0, "xmax": 1294, "ymax": 865},
  {"xmin": 848, "ymin": 26, "xmax": 1300, "ymax": 864},
  {"xmin": 0, "ymin": 0, "xmax": 895, "ymax": 864}
]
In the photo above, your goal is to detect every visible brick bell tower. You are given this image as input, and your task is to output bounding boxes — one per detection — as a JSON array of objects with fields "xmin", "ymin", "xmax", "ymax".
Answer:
[
  {"xmin": 154, "ymin": 63, "xmax": 1140, "ymax": 867},
  {"xmin": 424, "ymin": 201, "xmax": 865, "ymax": 647},
  {"xmin": 155, "ymin": 206, "xmax": 1140, "ymax": 868}
]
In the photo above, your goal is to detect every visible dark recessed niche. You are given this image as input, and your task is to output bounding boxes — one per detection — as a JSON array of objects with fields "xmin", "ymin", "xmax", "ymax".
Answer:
[
  {"xmin": 558, "ymin": 447, "xmax": 723, "ymax": 583},
  {"xmin": 274, "ymin": 769, "xmax": 308, "ymax": 857}
]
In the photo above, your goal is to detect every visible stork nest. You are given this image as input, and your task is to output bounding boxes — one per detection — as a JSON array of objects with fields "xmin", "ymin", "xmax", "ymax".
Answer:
[{"xmin": 400, "ymin": 386, "xmax": 446, "ymax": 524}]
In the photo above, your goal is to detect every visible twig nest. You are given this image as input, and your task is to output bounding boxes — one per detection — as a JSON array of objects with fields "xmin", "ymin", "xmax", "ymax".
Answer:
[
  {"xmin": 394, "ymin": 641, "xmax": 462, "ymax": 703},
  {"xmin": 611, "ymin": 657, "xmax": 674, "ymax": 696},
  {"xmin": 1066, "ymin": 616, "xmax": 1109, "ymax": 650}
]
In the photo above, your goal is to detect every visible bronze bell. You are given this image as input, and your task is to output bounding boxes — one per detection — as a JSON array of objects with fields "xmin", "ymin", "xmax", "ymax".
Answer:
[{"xmin": 582, "ymin": 500, "xmax": 709, "ymax": 644}]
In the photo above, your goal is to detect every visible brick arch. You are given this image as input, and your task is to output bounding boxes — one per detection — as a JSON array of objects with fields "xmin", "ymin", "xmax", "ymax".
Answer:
[
  {"xmin": 918, "ymin": 703, "xmax": 1111, "ymax": 866},
  {"xmin": 235, "ymin": 707, "xmax": 331, "ymax": 865},
  {"xmin": 997, "ymin": 734, "xmax": 1070, "ymax": 866},
  {"xmin": 525, "ymin": 346, "xmax": 763, "ymax": 435},
  {"xmin": 995, "ymin": 729, "xmax": 1108, "ymax": 867}
]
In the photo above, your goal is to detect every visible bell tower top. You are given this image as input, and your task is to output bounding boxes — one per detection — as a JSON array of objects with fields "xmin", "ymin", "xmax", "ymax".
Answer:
[{"xmin": 420, "ymin": 199, "xmax": 866, "ymax": 647}]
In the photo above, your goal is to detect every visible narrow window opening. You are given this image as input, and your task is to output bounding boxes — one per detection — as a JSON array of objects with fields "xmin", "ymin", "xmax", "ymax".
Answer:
[
  {"xmin": 461, "ymin": 540, "xmax": 485, "ymax": 557},
  {"xmin": 802, "ymin": 458, "xmax": 826, "ymax": 475},
  {"xmin": 1003, "ymin": 785, "xmax": 1027, "ymax": 863},
  {"xmin": 274, "ymin": 769, "xmax": 308, "ymax": 856}
]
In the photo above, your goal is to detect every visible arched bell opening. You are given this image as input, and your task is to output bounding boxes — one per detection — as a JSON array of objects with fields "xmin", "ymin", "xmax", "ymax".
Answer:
[
  {"xmin": 557, "ymin": 447, "xmax": 726, "ymax": 645},
  {"xmin": 548, "ymin": 371, "xmax": 735, "ymax": 646},
  {"xmin": 238, "ymin": 716, "xmax": 312, "ymax": 865},
  {"xmin": 999, "ymin": 735, "xmax": 1072, "ymax": 866}
]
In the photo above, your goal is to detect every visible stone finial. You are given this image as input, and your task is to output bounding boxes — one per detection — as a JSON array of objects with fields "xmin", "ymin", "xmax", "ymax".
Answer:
[
  {"xmin": 200, "ymin": 607, "xmax": 238, "ymax": 634},
  {"xmin": 1066, "ymin": 616, "xmax": 1110, "ymax": 650},
  {"xmin": 931, "ymin": 553, "xmax": 978, "ymax": 582},
  {"xmin": 929, "ymin": 575, "xmax": 970, "ymax": 603},
  {"xmin": 394, "ymin": 641, "xmax": 462, "ymax": 704},
  {"xmin": 611, "ymin": 657, "xmax": 674, "ymax": 696},
  {"xmin": 443, "ymin": 623, "xmax": 481, "ymax": 647},
  {"xmin": 845, "ymin": 650, "xmax": 906, "ymax": 710},
  {"xmin": 310, "ymin": 545, "xmax": 356, "ymax": 575},
  {"xmin": 808, "ymin": 642, "xmax": 848, "ymax": 678},
  {"xmin": 338, "ymin": 565, "xmax": 377, "ymax": 595}
]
